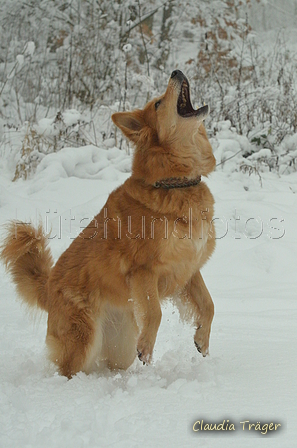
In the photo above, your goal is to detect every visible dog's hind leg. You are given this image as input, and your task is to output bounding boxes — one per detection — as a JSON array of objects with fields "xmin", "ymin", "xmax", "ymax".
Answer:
[
  {"xmin": 102, "ymin": 307, "xmax": 139, "ymax": 370},
  {"xmin": 46, "ymin": 299, "xmax": 101, "ymax": 378},
  {"xmin": 82, "ymin": 315, "xmax": 105, "ymax": 374}
]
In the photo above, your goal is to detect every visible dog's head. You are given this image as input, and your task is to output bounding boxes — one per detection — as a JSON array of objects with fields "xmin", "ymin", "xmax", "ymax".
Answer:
[{"xmin": 112, "ymin": 70, "xmax": 216, "ymax": 180}]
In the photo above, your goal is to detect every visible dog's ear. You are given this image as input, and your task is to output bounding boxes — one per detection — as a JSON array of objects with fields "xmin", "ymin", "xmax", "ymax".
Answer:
[{"xmin": 112, "ymin": 110, "xmax": 144, "ymax": 143}]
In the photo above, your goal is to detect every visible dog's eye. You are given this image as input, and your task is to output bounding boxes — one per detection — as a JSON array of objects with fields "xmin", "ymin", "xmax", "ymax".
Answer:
[{"xmin": 155, "ymin": 100, "xmax": 161, "ymax": 110}]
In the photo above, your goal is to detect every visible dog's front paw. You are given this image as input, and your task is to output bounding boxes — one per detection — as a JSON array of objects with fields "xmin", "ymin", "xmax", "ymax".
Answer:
[
  {"xmin": 137, "ymin": 349, "xmax": 149, "ymax": 365},
  {"xmin": 137, "ymin": 337, "xmax": 153, "ymax": 365},
  {"xmin": 194, "ymin": 341, "xmax": 209, "ymax": 357},
  {"xmin": 194, "ymin": 326, "xmax": 210, "ymax": 357}
]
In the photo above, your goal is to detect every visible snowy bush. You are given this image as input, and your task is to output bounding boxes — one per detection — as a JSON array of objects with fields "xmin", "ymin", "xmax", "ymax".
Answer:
[
  {"xmin": 7, "ymin": 110, "xmax": 93, "ymax": 180},
  {"xmin": 0, "ymin": 0, "xmax": 297, "ymax": 178},
  {"xmin": 13, "ymin": 123, "xmax": 50, "ymax": 181}
]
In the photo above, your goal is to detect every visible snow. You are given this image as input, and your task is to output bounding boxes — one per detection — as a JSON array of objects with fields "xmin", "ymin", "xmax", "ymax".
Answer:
[
  {"xmin": 36, "ymin": 110, "xmax": 84, "ymax": 137},
  {"xmin": 0, "ymin": 145, "xmax": 296, "ymax": 447},
  {"xmin": 248, "ymin": 0, "xmax": 297, "ymax": 31},
  {"xmin": 1, "ymin": 0, "xmax": 296, "ymax": 443},
  {"xmin": 24, "ymin": 41, "xmax": 35, "ymax": 57},
  {"xmin": 210, "ymin": 122, "xmax": 254, "ymax": 172},
  {"xmin": 16, "ymin": 55, "xmax": 24, "ymax": 67},
  {"xmin": 249, "ymin": 148, "xmax": 272, "ymax": 160},
  {"xmin": 122, "ymin": 44, "xmax": 132, "ymax": 53}
]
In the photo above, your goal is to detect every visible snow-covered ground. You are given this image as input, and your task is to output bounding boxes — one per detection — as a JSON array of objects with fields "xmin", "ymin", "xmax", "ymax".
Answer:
[{"xmin": 0, "ymin": 144, "xmax": 296, "ymax": 447}]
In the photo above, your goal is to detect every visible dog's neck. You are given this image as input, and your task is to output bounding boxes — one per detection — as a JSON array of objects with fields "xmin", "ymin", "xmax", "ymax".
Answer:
[{"xmin": 153, "ymin": 175, "xmax": 201, "ymax": 189}]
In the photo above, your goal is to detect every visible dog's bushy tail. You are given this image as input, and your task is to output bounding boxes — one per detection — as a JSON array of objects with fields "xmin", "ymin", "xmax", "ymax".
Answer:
[{"xmin": 1, "ymin": 221, "xmax": 54, "ymax": 312}]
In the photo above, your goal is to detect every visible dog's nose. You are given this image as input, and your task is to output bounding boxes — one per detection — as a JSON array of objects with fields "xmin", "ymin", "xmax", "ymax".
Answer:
[{"xmin": 171, "ymin": 70, "xmax": 183, "ymax": 79}]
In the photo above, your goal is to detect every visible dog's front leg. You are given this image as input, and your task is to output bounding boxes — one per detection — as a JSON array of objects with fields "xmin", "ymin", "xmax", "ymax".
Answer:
[
  {"xmin": 184, "ymin": 270, "xmax": 214, "ymax": 357},
  {"xmin": 130, "ymin": 269, "xmax": 162, "ymax": 364}
]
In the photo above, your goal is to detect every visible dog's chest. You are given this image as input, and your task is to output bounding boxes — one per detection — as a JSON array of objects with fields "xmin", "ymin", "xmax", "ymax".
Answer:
[
  {"xmin": 156, "ymin": 220, "xmax": 210, "ymax": 297},
  {"xmin": 159, "ymin": 216, "xmax": 210, "ymax": 267}
]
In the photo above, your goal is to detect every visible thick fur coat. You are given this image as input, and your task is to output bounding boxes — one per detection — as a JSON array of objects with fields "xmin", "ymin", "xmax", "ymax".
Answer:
[{"xmin": 1, "ymin": 70, "xmax": 216, "ymax": 378}]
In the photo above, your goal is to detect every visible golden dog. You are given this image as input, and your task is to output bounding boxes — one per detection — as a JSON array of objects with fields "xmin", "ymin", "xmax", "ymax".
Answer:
[{"xmin": 1, "ymin": 70, "xmax": 216, "ymax": 378}]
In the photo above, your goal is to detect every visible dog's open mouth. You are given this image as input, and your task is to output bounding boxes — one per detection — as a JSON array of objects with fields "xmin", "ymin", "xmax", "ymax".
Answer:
[{"xmin": 177, "ymin": 79, "xmax": 209, "ymax": 119}]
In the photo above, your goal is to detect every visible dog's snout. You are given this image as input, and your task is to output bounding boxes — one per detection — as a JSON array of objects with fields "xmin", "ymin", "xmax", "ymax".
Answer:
[
  {"xmin": 171, "ymin": 70, "xmax": 184, "ymax": 79},
  {"xmin": 170, "ymin": 70, "xmax": 186, "ymax": 85}
]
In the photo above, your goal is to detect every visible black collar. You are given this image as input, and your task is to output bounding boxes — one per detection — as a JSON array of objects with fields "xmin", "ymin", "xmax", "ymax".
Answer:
[{"xmin": 154, "ymin": 175, "xmax": 201, "ymax": 189}]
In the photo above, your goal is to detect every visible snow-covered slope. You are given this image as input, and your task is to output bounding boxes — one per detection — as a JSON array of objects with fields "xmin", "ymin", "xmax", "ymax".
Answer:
[{"xmin": 0, "ymin": 146, "xmax": 296, "ymax": 447}]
